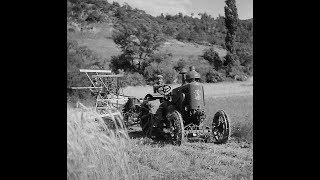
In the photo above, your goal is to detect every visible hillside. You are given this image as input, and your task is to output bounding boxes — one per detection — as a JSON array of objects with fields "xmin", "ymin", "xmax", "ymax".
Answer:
[
  {"xmin": 67, "ymin": 0, "xmax": 251, "ymax": 65},
  {"xmin": 68, "ymin": 24, "xmax": 227, "ymax": 66},
  {"xmin": 67, "ymin": 0, "xmax": 253, "ymax": 87}
]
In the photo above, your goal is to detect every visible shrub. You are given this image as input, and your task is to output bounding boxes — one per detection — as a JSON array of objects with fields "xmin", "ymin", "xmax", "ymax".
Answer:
[
  {"xmin": 202, "ymin": 48, "xmax": 224, "ymax": 70},
  {"xmin": 188, "ymin": 31, "xmax": 200, "ymax": 42},
  {"xmin": 176, "ymin": 29, "xmax": 190, "ymax": 41},
  {"xmin": 67, "ymin": 89, "xmax": 96, "ymax": 108},
  {"xmin": 109, "ymin": 54, "xmax": 134, "ymax": 73},
  {"xmin": 195, "ymin": 65, "xmax": 211, "ymax": 83},
  {"xmin": 174, "ymin": 58, "xmax": 187, "ymax": 71},
  {"xmin": 162, "ymin": 66, "xmax": 178, "ymax": 84},
  {"xmin": 163, "ymin": 25, "xmax": 176, "ymax": 37},
  {"xmin": 235, "ymin": 43, "xmax": 253, "ymax": 69},
  {"xmin": 186, "ymin": 56, "xmax": 212, "ymax": 82},
  {"xmin": 224, "ymin": 52, "xmax": 240, "ymax": 67},
  {"xmin": 226, "ymin": 66, "xmax": 248, "ymax": 81},
  {"xmin": 205, "ymin": 69, "xmax": 226, "ymax": 83},
  {"xmin": 144, "ymin": 62, "xmax": 178, "ymax": 84},
  {"xmin": 67, "ymin": 38, "xmax": 108, "ymax": 99},
  {"xmin": 242, "ymin": 65, "xmax": 253, "ymax": 76},
  {"xmin": 121, "ymin": 72, "xmax": 146, "ymax": 87},
  {"xmin": 220, "ymin": 42, "xmax": 226, "ymax": 49}
]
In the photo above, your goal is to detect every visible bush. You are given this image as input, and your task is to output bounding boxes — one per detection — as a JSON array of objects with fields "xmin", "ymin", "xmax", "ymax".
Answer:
[
  {"xmin": 202, "ymin": 48, "xmax": 224, "ymax": 70},
  {"xmin": 67, "ymin": 38, "xmax": 107, "ymax": 98},
  {"xmin": 109, "ymin": 54, "xmax": 134, "ymax": 73},
  {"xmin": 67, "ymin": 89, "xmax": 96, "ymax": 107},
  {"xmin": 195, "ymin": 65, "xmax": 211, "ymax": 83},
  {"xmin": 235, "ymin": 43, "xmax": 253, "ymax": 69},
  {"xmin": 162, "ymin": 66, "xmax": 178, "ymax": 84},
  {"xmin": 224, "ymin": 52, "xmax": 240, "ymax": 67},
  {"xmin": 174, "ymin": 58, "xmax": 187, "ymax": 71},
  {"xmin": 144, "ymin": 62, "xmax": 178, "ymax": 84},
  {"xmin": 186, "ymin": 56, "xmax": 212, "ymax": 83},
  {"xmin": 176, "ymin": 29, "xmax": 190, "ymax": 41},
  {"xmin": 121, "ymin": 72, "xmax": 146, "ymax": 87},
  {"xmin": 205, "ymin": 69, "xmax": 226, "ymax": 83},
  {"xmin": 242, "ymin": 65, "xmax": 253, "ymax": 76},
  {"xmin": 226, "ymin": 66, "xmax": 248, "ymax": 81}
]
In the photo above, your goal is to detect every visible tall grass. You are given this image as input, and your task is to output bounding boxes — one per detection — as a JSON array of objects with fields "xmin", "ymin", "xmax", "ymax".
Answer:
[{"xmin": 67, "ymin": 106, "xmax": 147, "ymax": 180}]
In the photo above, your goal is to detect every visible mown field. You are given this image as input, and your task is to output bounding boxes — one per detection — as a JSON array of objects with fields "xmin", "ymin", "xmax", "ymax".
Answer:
[{"xmin": 67, "ymin": 81, "xmax": 253, "ymax": 180}]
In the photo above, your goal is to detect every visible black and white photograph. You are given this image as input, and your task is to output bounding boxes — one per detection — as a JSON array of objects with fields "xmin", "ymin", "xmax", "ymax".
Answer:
[{"xmin": 67, "ymin": 0, "xmax": 253, "ymax": 179}]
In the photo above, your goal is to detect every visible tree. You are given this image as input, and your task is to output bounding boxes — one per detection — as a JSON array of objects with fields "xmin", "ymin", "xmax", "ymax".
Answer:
[
  {"xmin": 224, "ymin": 0, "xmax": 240, "ymax": 69},
  {"xmin": 109, "ymin": 54, "xmax": 134, "ymax": 72},
  {"xmin": 176, "ymin": 29, "xmax": 190, "ymax": 41},
  {"xmin": 112, "ymin": 13, "xmax": 165, "ymax": 73},
  {"xmin": 67, "ymin": 38, "xmax": 105, "ymax": 88}
]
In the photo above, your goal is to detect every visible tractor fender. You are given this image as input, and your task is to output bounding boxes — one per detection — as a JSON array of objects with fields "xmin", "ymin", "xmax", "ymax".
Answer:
[{"xmin": 144, "ymin": 94, "xmax": 154, "ymax": 100}]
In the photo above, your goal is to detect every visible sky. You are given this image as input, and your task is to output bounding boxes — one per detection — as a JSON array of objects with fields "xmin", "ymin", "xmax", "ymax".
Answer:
[{"xmin": 110, "ymin": 0, "xmax": 253, "ymax": 20}]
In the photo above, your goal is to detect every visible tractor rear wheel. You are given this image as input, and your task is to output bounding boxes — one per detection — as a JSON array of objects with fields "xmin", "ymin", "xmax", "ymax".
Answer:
[
  {"xmin": 212, "ymin": 110, "xmax": 230, "ymax": 144},
  {"xmin": 166, "ymin": 110, "xmax": 184, "ymax": 145}
]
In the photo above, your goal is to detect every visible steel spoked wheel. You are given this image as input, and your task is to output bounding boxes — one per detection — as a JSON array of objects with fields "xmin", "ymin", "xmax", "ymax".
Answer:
[
  {"xmin": 212, "ymin": 110, "xmax": 230, "ymax": 144},
  {"xmin": 124, "ymin": 106, "xmax": 140, "ymax": 126},
  {"xmin": 167, "ymin": 110, "xmax": 184, "ymax": 145}
]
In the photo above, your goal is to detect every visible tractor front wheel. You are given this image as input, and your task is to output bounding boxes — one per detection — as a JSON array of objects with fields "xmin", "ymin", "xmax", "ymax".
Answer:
[
  {"xmin": 212, "ymin": 110, "xmax": 230, "ymax": 144},
  {"xmin": 166, "ymin": 110, "xmax": 184, "ymax": 145}
]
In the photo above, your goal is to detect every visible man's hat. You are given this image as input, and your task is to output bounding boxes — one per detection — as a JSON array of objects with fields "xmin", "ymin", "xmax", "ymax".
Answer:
[{"xmin": 157, "ymin": 75, "xmax": 163, "ymax": 79}]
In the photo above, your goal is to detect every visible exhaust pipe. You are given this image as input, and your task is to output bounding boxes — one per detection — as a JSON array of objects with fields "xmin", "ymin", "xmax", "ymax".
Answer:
[{"xmin": 179, "ymin": 68, "xmax": 187, "ymax": 85}]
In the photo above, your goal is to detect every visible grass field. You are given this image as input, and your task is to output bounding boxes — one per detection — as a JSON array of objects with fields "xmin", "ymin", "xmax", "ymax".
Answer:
[{"xmin": 67, "ymin": 80, "xmax": 253, "ymax": 179}]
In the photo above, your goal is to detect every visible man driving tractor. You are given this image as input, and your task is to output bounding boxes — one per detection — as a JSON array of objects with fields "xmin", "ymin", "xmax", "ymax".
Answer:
[{"xmin": 153, "ymin": 74, "xmax": 164, "ymax": 93}]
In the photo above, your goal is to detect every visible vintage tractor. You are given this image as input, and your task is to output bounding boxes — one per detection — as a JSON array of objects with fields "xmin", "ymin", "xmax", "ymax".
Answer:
[{"xmin": 123, "ymin": 66, "xmax": 230, "ymax": 145}]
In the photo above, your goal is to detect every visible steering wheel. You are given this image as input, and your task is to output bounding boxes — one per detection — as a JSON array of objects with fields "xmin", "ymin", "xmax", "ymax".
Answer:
[{"xmin": 157, "ymin": 84, "xmax": 172, "ymax": 95}]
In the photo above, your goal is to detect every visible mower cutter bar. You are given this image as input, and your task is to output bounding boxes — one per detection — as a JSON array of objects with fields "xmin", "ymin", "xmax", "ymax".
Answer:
[{"xmin": 185, "ymin": 129, "xmax": 212, "ymax": 134}]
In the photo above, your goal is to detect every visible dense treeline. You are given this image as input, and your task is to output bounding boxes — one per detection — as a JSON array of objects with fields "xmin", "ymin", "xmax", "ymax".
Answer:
[
  {"xmin": 67, "ymin": 0, "xmax": 253, "ymax": 88},
  {"xmin": 67, "ymin": 0, "xmax": 252, "ymax": 46}
]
